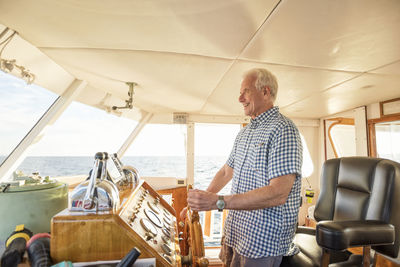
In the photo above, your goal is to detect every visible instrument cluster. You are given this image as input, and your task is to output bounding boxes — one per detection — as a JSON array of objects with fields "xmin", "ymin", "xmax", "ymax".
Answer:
[{"xmin": 120, "ymin": 186, "xmax": 177, "ymax": 265}]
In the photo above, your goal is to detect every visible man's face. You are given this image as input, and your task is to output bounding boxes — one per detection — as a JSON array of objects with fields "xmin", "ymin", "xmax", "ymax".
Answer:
[{"xmin": 238, "ymin": 75, "xmax": 268, "ymax": 119}]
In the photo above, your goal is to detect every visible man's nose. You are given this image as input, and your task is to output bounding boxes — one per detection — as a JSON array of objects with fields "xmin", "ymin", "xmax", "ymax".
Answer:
[{"xmin": 238, "ymin": 93, "xmax": 244, "ymax": 102}]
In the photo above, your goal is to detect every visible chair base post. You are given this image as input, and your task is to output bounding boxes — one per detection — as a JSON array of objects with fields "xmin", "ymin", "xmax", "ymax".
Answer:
[
  {"xmin": 363, "ymin": 246, "xmax": 371, "ymax": 267},
  {"xmin": 372, "ymin": 250, "xmax": 378, "ymax": 267},
  {"xmin": 321, "ymin": 249, "xmax": 330, "ymax": 267}
]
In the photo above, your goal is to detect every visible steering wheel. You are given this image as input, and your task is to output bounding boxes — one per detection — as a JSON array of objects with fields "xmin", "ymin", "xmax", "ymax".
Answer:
[{"xmin": 179, "ymin": 186, "xmax": 209, "ymax": 267}]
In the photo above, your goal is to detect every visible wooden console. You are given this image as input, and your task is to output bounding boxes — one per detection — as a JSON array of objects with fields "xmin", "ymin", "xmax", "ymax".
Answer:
[{"xmin": 51, "ymin": 180, "xmax": 181, "ymax": 267}]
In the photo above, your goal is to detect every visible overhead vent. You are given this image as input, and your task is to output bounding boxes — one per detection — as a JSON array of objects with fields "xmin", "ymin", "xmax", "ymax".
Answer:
[{"xmin": 173, "ymin": 113, "xmax": 187, "ymax": 124}]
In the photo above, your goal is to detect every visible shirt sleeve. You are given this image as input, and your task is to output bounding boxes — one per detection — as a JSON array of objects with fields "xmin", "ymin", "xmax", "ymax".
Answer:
[{"xmin": 267, "ymin": 122, "xmax": 303, "ymax": 180}]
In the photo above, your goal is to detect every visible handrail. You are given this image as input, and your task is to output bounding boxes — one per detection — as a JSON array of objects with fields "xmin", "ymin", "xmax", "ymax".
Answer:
[{"xmin": 326, "ymin": 117, "xmax": 354, "ymax": 158}]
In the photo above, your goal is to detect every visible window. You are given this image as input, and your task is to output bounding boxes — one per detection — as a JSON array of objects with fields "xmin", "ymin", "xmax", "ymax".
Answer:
[
  {"xmin": 375, "ymin": 120, "xmax": 400, "ymax": 162},
  {"xmin": 123, "ymin": 124, "xmax": 187, "ymax": 177},
  {"xmin": 10, "ymin": 101, "xmax": 138, "ymax": 178},
  {"xmin": 300, "ymin": 134, "xmax": 314, "ymax": 178},
  {"xmin": 330, "ymin": 124, "xmax": 356, "ymax": 157},
  {"xmin": 194, "ymin": 123, "xmax": 240, "ymax": 193},
  {"xmin": 0, "ymin": 72, "xmax": 57, "ymax": 165}
]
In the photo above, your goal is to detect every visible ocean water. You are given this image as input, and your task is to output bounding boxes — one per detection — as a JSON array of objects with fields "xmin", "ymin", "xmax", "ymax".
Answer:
[{"xmin": 0, "ymin": 155, "xmax": 230, "ymax": 193}]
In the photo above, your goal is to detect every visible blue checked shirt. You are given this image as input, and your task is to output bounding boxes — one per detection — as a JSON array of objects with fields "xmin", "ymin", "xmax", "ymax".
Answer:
[{"xmin": 224, "ymin": 106, "xmax": 303, "ymax": 258}]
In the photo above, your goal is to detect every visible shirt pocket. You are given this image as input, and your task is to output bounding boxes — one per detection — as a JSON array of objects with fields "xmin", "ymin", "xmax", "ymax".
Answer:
[{"xmin": 251, "ymin": 142, "xmax": 269, "ymax": 187}]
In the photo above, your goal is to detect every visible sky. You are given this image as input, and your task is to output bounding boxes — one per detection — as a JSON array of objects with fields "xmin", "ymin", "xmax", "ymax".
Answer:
[{"xmin": 0, "ymin": 71, "xmax": 240, "ymax": 157}]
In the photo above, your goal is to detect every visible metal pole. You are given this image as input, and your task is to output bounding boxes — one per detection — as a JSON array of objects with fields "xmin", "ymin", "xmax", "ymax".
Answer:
[
  {"xmin": 186, "ymin": 122, "xmax": 195, "ymax": 185},
  {"xmin": 117, "ymin": 112, "xmax": 153, "ymax": 158}
]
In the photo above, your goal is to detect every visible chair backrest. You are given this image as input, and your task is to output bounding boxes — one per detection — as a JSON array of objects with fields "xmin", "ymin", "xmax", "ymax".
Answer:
[{"xmin": 314, "ymin": 157, "xmax": 400, "ymax": 258}]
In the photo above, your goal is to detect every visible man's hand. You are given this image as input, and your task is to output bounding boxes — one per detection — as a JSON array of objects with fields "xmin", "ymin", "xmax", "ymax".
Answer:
[
  {"xmin": 187, "ymin": 189, "xmax": 218, "ymax": 211},
  {"xmin": 180, "ymin": 207, "xmax": 188, "ymax": 221}
]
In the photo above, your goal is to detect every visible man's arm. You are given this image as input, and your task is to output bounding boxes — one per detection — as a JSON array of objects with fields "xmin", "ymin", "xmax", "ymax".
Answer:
[
  {"xmin": 187, "ymin": 174, "xmax": 295, "ymax": 211},
  {"xmin": 180, "ymin": 164, "xmax": 233, "ymax": 219},
  {"xmin": 206, "ymin": 164, "xmax": 234, "ymax": 193}
]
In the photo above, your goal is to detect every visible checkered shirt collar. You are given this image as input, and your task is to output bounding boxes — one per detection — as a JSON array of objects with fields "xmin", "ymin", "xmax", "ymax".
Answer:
[{"xmin": 249, "ymin": 106, "xmax": 279, "ymax": 127}]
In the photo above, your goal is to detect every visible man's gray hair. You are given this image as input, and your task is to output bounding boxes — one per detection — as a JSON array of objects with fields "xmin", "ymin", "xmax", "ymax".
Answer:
[{"xmin": 244, "ymin": 68, "xmax": 278, "ymax": 102}]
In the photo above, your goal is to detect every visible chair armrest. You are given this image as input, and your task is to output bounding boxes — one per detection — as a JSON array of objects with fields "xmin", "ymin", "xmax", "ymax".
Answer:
[
  {"xmin": 296, "ymin": 226, "xmax": 316, "ymax": 235},
  {"xmin": 316, "ymin": 220, "xmax": 394, "ymax": 251}
]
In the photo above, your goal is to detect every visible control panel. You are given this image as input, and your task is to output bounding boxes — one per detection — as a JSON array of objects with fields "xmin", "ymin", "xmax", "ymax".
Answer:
[{"xmin": 119, "ymin": 183, "xmax": 178, "ymax": 265}]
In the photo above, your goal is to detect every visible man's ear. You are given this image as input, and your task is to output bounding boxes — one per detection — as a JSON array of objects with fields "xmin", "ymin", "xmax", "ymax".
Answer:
[{"xmin": 264, "ymin": 86, "xmax": 270, "ymax": 96}]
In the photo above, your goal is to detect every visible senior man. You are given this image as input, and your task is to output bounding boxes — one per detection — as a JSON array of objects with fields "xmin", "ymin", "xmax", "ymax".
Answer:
[{"xmin": 187, "ymin": 68, "xmax": 303, "ymax": 267}]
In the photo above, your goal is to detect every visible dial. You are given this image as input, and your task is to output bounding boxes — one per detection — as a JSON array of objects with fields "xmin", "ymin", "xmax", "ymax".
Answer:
[
  {"xmin": 163, "ymin": 254, "xmax": 172, "ymax": 264},
  {"xmin": 162, "ymin": 234, "xmax": 170, "ymax": 244},
  {"xmin": 163, "ymin": 216, "xmax": 171, "ymax": 226},
  {"xmin": 162, "ymin": 227, "xmax": 171, "ymax": 238},
  {"xmin": 144, "ymin": 208, "xmax": 162, "ymax": 228},
  {"xmin": 140, "ymin": 218, "xmax": 158, "ymax": 237},
  {"xmin": 147, "ymin": 201, "xmax": 161, "ymax": 214},
  {"xmin": 162, "ymin": 243, "xmax": 172, "ymax": 255}
]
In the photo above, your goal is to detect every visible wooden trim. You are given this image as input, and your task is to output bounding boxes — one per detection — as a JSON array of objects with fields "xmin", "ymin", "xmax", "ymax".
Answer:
[
  {"xmin": 324, "ymin": 120, "xmax": 327, "ymax": 161},
  {"xmin": 326, "ymin": 118, "xmax": 355, "ymax": 158},
  {"xmin": 368, "ymin": 114, "xmax": 400, "ymax": 124},
  {"xmin": 380, "ymin": 97, "xmax": 400, "ymax": 117},
  {"xmin": 364, "ymin": 106, "xmax": 370, "ymax": 157},
  {"xmin": 157, "ymin": 186, "xmax": 187, "ymax": 232},
  {"xmin": 222, "ymin": 210, "xmax": 228, "ymax": 226},
  {"xmin": 363, "ymin": 246, "xmax": 371, "ymax": 267},
  {"xmin": 203, "ymin": 209, "xmax": 228, "ymax": 240},
  {"xmin": 348, "ymin": 247, "xmax": 399, "ymax": 267},
  {"xmin": 328, "ymin": 122, "xmax": 340, "ymax": 158},
  {"xmin": 204, "ymin": 211, "xmax": 212, "ymax": 237},
  {"xmin": 368, "ymin": 123, "xmax": 377, "ymax": 157},
  {"xmin": 325, "ymin": 117, "xmax": 355, "ymax": 123},
  {"xmin": 367, "ymin": 114, "xmax": 400, "ymax": 158},
  {"xmin": 321, "ymin": 249, "xmax": 330, "ymax": 267}
]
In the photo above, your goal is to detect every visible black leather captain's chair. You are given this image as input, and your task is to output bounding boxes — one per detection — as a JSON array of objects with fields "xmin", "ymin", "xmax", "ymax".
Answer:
[{"xmin": 281, "ymin": 157, "xmax": 400, "ymax": 267}]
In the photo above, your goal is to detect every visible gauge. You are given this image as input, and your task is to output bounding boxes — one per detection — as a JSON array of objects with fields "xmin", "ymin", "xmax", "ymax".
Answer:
[
  {"xmin": 163, "ymin": 216, "xmax": 171, "ymax": 226},
  {"xmin": 163, "ymin": 221, "xmax": 172, "ymax": 231},
  {"xmin": 162, "ymin": 234, "xmax": 170, "ymax": 244},
  {"xmin": 140, "ymin": 218, "xmax": 158, "ymax": 237},
  {"xmin": 163, "ymin": 209, "xmax": 172, "ymax": 219},
  {"xmin": 144, "ymin": 208, "xmax": 162, "ymax": 228},
  {"xmin": 162, "ymin": 243, "xmax": 172, "ymax": 255},
  {"xmin": 162, "ymin": 227, "xmax": 171, "ymax": 238},
  {"xmin": 147, "ymin": 201, "xmax": 161, "ymax": 214},
  {"xmin": 163, "ymin": 254, "xmax": 172, "ymax": 264}
]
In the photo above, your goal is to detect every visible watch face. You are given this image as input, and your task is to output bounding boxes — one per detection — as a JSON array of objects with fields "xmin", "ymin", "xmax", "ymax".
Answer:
[{"xmin": 216, "ymin": 199, "xmax": 225, "ymax": 210}]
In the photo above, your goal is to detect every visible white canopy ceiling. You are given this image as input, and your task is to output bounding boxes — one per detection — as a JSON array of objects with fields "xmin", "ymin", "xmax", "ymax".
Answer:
[{"xmin": 0, "ymin": 0, "xmax": 399, "ymax": 121}]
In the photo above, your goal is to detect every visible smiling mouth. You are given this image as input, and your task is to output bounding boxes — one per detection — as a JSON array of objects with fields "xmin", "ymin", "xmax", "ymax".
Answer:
[{"xmin": 243, "ymin": 103, "xmax": 249, "ymax": 108}]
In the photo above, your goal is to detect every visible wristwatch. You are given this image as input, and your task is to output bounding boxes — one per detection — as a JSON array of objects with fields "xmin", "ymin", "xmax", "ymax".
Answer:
[{"xmin": 216, "ymin": 195, "xmax": 225, "ymax": 212}]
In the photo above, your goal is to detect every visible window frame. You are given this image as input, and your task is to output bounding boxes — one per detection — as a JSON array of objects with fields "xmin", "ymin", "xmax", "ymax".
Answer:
[
  {"xmin": 368, "ymin": 114, "xmax": 400, "ymax": 158},
  {"xmin": 325, "ymin": 117, "xmax": 355, "ymax": 158}
]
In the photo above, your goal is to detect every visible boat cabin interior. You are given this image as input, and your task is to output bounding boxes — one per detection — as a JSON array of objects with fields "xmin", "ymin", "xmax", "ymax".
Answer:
[{"xmin": 0, "ymin": 0, "xmax": 399, "ymax": 266}]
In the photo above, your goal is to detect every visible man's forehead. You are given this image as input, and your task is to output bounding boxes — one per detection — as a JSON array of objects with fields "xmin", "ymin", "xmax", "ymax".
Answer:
[{"xmin": 240, "ymin": 77, "xmax": 255, "ymax": 90}]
